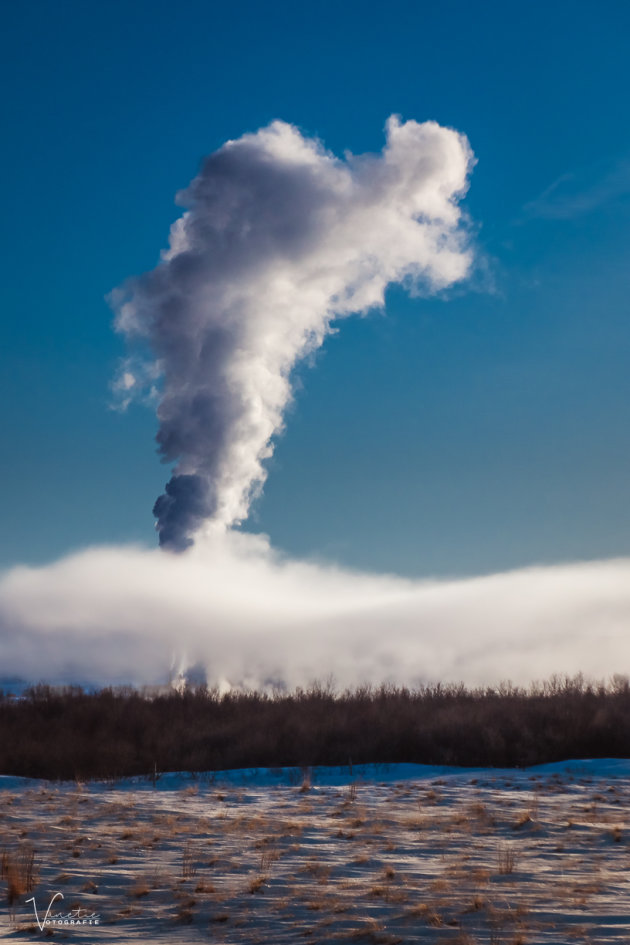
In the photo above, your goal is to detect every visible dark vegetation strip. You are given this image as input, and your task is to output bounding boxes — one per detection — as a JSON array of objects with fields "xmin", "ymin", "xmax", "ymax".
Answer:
[{"xmin": 1, "ymin": 675, "xmax": 629, "ymax": 780}]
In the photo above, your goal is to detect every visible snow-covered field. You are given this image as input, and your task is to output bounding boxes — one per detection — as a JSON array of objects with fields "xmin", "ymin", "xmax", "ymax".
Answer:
[{"xmin": 2, "ymin": 760, "xmax": 630, "ymax": 942}]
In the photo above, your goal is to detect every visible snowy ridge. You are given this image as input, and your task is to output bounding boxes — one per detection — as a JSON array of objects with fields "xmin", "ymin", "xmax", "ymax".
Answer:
[{"xmin": 2, "ymin": 757, "xmax": 630, "ymax": 792}]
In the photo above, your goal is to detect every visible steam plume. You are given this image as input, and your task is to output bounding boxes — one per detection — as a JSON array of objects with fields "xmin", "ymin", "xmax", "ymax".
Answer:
[
  {"xmin": 111, "ymin": 117, "xmax": 474, "ymax": 549},
  {"xmin": 1, "ymin": 536, "xmax": 629, "ymax": 690}
]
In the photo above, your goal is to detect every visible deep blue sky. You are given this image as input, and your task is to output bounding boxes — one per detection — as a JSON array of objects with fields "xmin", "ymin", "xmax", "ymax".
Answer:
[{"xmin": 2, "ymin": 0, "xmax": 630, "ymax": 575}]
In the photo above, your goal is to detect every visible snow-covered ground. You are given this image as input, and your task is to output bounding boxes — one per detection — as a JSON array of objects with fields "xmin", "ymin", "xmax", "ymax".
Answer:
[{"xmin": 2, "ymin": 760, "xmax": 630, "ymax": 942}]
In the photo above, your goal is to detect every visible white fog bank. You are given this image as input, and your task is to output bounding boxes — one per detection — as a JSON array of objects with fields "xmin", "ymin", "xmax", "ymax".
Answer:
[{"xmin": 1, "ymin": 532, "xmax": 628, "ymax": 690}]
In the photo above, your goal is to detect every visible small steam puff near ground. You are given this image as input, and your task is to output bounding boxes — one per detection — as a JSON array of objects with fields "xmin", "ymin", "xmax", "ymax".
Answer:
[{"xmin": 1, "ymin": 532, "xmax": 629, "ymax": 690}]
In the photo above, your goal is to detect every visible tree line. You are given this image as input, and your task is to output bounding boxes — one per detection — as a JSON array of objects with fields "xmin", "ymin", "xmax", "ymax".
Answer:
[{"xmin": 1, "ymin": 674, "xmax": 629, "ymax": 780}]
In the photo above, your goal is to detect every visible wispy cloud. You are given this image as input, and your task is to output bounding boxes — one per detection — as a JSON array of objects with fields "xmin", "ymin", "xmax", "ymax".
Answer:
[
  {"xmin": 522, "ymin": 158, "xmax": 630, "ymax": 221},
  {"xmin": 109, "ymin": 356, "xmax": 162, "ymax": 412}
]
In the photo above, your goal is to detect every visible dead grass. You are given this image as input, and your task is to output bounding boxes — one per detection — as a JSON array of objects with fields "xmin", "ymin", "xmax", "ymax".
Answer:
[
  {"xmin": 174, "ymin": 895, "xmax": 196, "ymax": 923},
  {"xmin": 1, "ymin": 844, "xmax": 36, "ymax": 913},
  {"xmin": 259, "ymin": 845, "xmax": 280, "ymax": 871},
  {"xmin": 182, "ymin": 839, "xmax": 198, "ymax": 879},
  {"xmin": 248, "ymin": 874, "xmax": 269, "ymax": 894},
  {"xmin": 2, "ymin": 764, "xmax": 630, "ymax": 941},
  {"xmin": 194, "ymin": 879, "xmax": 215, "ymax": 894},
  {"xmin": 497, "ymin": 841, "xmax": 517, "ymax": 875},
  {"xmin": 405, "ymin": 902, "xmax": 444, "ymax": 926}
]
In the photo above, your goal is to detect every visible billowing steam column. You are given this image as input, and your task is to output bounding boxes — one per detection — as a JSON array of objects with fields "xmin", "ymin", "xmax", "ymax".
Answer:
[{"xmin": 110, "ymin": 116, "xmax": 475, "ymax": 550}]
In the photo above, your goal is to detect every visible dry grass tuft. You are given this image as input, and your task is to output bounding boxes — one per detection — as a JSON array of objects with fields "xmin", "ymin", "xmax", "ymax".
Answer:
[
  {"xmin": 260, "ymin": 845, "xmax": 280, "ymax": 871},
  {"xmin": 194, "ymin": 878, "xmax": 215, "ymax": 894},
  {"xmin": 174, "ymin": 895, "xmax": 196, "ymax": 924},
  {"xmin": 497, "ymin": 842, "xmax": 517, "ymax": 875},
  {"xmin": 2, "ymin": 844, "xmax": 36, "ymax": 912},
  {"xmin": 248, "ymin": 874, "xmax": 269, "ymax": 894},
  {"xmin": 182, "ymin": 840, "xmax": 198, "ymax": 879},
  {"xmin": 405, "ymin": 902, "xmax": 443, "ymax": 926},
  {"xmin": 130, "ymin": 880, "xmax": 150, "ymax": 898},
  {"xmin": 463, "ymin": 894, "xmax": 487, "ymax": 913}
]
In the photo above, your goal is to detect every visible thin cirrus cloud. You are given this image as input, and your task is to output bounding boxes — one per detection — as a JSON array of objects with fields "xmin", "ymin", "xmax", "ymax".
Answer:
[
  {"xmin": 109, "ymin": 116, "xmax": 475, "ymax": 551},
  {"xmin": 522, "ymin": 157, "xmax": 630, "ymax": 221}
]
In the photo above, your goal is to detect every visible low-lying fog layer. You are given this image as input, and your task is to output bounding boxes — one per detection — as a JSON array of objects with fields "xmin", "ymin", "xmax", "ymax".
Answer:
[{"xmin": 1, "ymin": 531, "xmax": 630, "ymax": 689}]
